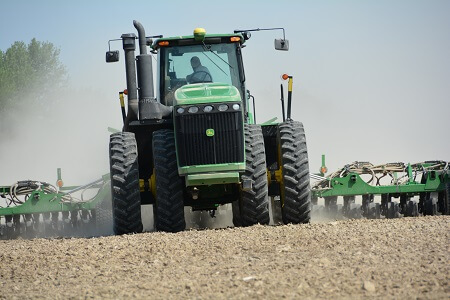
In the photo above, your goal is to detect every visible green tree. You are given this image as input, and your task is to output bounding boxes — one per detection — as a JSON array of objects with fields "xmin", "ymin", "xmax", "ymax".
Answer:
[{"xmin": 0, "ymin": 38, "xmax": 67, "ymax": 112}]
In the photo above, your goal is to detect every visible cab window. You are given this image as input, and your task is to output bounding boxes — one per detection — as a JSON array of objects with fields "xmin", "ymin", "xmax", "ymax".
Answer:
[{"xmin": 160, "ymin": 43, "xmax": 241, "ymax": 105}]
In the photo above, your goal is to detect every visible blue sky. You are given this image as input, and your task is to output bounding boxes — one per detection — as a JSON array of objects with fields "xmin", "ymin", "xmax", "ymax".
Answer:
[{"xmin": 0, "ymin": 0, "xmax": 449, "ymax": 183}]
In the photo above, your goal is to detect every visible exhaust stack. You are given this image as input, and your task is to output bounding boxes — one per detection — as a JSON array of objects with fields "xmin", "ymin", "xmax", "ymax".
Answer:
[
  {"xmin": 121, "ymin": 33, "xmax": 138, "ymax": 129},
  {"xmin": 133, "ymin": 20, "xmax": 171, "ymax": 120}
]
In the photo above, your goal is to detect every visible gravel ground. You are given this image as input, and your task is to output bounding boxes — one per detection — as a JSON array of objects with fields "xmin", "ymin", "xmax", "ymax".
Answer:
[{"xmin": 0, "ymin": 216, "xmax": 448, "ymax": 299}]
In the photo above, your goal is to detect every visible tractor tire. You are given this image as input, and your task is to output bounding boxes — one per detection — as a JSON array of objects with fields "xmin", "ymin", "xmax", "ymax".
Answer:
[
  {"xmin": 278, "ymin": 121, "xmax": 311, "ymax": 224},
  {"xmin": 109, "ymin": 132, "xmax": 143, "ymax": 235},
  {"xmin": 438, "ymin": 183, "xmax": 449, "ymax": 215},
  {"xmin": 238, "ymin": 124, "xmax": 270, "ymax": 226},
  {"xmin": 152, "ymin": 130, "xmax": 186, "ymax": 233},
  {"xmin": 232, "ymin": 200, "xmax": 242, "ymax": 227}
]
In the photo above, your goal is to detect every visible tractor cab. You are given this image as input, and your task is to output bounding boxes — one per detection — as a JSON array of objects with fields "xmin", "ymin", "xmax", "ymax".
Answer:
[{"xmin": 152, "ymin": 30, "xmax": 247, "ymax": 109}]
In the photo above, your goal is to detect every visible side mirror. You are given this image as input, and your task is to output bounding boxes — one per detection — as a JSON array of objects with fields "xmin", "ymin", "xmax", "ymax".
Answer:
[
  {"xmin": 274, "ymin": 39, "xmax": 289, "ymax": 51},
  {"xmin": 106, "ymin": 50, "xmax": 119, "ymax": 63}
]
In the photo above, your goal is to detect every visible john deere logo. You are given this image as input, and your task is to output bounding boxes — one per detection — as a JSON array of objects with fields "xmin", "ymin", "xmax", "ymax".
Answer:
[{"xmin": 206, "ymin": 129, "xmax": 215, "ymax": 137}]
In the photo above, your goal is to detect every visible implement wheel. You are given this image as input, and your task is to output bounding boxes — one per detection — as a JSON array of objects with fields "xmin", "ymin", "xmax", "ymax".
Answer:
[
  {"xmin": 237, "ymin": 124, "xmax": 270, "ymax": 226},
  {"xmin": 278, "ymin": 121, "xmax": 311, "ymax": 224},
  {"xmin": 152, "ymin": 129, "xmax": 186, "ymax": 233},
  {"xmin": 109, "ymin": 132, "xmax": 143, "ymax": 235}
]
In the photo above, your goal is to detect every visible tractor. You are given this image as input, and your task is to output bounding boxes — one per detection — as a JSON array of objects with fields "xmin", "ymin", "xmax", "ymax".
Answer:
[{"xmin": 106, "ymin": 20, "xmax": 311, "ymax": 234}]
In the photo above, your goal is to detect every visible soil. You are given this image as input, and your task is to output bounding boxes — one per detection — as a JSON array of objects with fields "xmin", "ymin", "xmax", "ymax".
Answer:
[{"xmin": 0, "ymin": 216, "xmax": 448, "ymax": 299}]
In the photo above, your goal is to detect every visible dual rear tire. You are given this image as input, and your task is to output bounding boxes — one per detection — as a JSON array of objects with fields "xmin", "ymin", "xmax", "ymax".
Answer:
[
  {"xmin": 109, "ymin": 130, "xmax": 186, "ymax": 234},
  {"xmin": 109, "ymin": 132, "xmax": 143, "ymax": 235},
  {"xmin": 278, "ymin": 121, "xmax": 311, "ymax": 224},
  {"xmin": 232, "ymin": 122, "xmax": 311, "ymax": 226}
]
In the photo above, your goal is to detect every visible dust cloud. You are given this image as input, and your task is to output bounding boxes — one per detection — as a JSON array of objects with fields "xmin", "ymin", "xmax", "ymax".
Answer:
[
  {"xmin": 0, "ymin": 83, "xmax": 122, "ymax": 239},
  {"xmin": 0, "ymin": 87, "xmax": 121, "ymax": 186}
]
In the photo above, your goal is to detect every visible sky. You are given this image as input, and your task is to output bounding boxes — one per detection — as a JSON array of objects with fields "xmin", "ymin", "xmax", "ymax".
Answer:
[{"xmin": 0, "ymin": 0, "xmax": 449, "ymax": 185}]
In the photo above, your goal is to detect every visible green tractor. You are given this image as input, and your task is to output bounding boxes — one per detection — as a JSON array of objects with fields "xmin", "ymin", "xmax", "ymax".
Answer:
[{"xmin": 106, "ymin": 21, "xmax": 311, "ymax": 234}]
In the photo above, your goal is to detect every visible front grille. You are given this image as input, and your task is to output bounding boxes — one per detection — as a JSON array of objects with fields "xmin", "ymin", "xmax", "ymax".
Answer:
[{"xmin": 175, "ymin": 110, "xmax": 244, "ymax": 167}]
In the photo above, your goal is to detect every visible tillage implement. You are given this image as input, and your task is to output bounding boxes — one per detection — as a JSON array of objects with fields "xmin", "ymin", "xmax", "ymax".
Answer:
[
  {"xmin": 311, "ymin": 156, "xmax": 449, "ymax": 219},
  {"xmin": 0, "ymin": 171, "xmax": 112, "ymax": 239}
]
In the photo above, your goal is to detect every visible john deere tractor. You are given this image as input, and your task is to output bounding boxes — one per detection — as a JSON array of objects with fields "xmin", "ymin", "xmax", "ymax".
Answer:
[{"xmin": 106, "ymin": 20, "xmax": 311, "ymax": 234}]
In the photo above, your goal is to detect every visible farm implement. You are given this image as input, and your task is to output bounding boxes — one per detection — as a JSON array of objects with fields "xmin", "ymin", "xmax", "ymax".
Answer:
[
  {"xmin": 311, "ymin": 156, "xmax": 450, "ymax": 219},
  {"xmin": 0, "ymin": 171, "xmax": 112, "ymax": 239}
]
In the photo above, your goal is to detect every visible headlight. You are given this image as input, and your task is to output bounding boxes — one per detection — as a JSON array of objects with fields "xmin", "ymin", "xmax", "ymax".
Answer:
[
  {"xmin": 177, "ymin": 107, "xmax": 185, "ymax": 114},
  {"xmin": 218, "ymin": 104, "xmax": 229, "ymax": 112},
  {"xmin": 203, "ymin": 105, "xmax": 214, "ymax": 112},
  {"xmin": 188, "ymin": 106, "xmax": 199, "ymax": 113},
  {"xmin": 232, "ymin": 103, "xmax": 240, "ymax": 110}
]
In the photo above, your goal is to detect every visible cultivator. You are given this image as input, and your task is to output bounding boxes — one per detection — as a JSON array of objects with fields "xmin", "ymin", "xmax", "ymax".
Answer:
[
  {"xmin": 0, "ymin": 171, "xmax": 113, "ymax": 239},
  {"xmin": 311, "ymin": 156, "xmax": 450, "ymax": 219}
]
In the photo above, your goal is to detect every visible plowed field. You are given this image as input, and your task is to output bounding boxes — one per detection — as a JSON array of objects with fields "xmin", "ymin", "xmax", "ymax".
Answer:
[{"xmin": 0, "ymin": 216, "xmax": 448, "ymax": 299}]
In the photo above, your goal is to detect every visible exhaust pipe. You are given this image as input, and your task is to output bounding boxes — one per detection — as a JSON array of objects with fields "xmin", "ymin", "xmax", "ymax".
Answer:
[
  {"xmin": 133, "ymin": 20, "xmax": 172, "ymax": 120},
  {"xmin": 133, "ymin": 20, "xmax": 148, "ymax": 55},
  {"xmin": 121, "ymin": 33, "xmax": 138, "ymax": 129}
]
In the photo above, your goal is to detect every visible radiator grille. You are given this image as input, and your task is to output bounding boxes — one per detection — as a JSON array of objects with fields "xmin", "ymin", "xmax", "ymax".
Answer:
[{"xmin": 175, "ymin": 111, "xmax": 244, "ymax": 167}]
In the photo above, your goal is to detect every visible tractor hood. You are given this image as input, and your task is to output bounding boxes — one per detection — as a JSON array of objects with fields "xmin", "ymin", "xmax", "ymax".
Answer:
[{"xmin": 174, "ymin": 83, "xmax": 241, "ymax": 106}]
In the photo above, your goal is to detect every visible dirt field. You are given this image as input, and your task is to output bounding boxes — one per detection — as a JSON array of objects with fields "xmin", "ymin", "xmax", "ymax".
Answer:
[{"xmin": 0, "ymin": 216, "xmax": 448, "ymax": 299}]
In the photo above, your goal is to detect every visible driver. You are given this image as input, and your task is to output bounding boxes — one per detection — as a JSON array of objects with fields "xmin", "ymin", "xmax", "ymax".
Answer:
[{"xmin": 186, "ymin": 56, "xmax": 212, "ymax": 83}]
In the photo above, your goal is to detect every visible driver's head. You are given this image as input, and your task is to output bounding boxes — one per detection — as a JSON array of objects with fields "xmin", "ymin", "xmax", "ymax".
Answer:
[{"xmin": 190, "ymin": 56, "xmax": 201, "ymax": 69}]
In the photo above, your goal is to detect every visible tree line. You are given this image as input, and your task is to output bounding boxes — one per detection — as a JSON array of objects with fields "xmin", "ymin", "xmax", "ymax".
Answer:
[{"xmin": 0, "ymin": 38, "xmax": 67, "ymax": 112}]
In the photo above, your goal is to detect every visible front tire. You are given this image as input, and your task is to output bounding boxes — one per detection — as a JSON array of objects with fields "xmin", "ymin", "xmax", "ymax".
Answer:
[
  {"xmin": 152, "ymin": 130, "xmax": 186, "ymax": 233},
  {"xmin": 109, "ymin": 132, "xmax": 143, "ymax": 235}
]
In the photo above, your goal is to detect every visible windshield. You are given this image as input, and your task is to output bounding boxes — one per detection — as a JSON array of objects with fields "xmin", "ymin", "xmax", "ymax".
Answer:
[{"xmin": 159, "ymin": 43, "xmax": 242, "ymax": 105}]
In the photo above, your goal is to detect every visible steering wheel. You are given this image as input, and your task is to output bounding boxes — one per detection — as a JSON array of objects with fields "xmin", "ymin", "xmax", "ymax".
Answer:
[{"xmin": 188, "ymin": 71, "xmax": 213, "ymax": 84}]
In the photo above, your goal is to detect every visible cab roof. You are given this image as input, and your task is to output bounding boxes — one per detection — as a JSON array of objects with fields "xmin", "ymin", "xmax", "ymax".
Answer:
[{"xmin": 151, "ymin": 33, "xmax": 245, "ymax": 50}]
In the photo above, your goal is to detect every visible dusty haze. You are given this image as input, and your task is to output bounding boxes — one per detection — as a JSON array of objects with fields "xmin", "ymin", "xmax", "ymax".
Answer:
[{"xmin": 1, "ymin": 1, "xmax": 449, "ymax": 186}]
